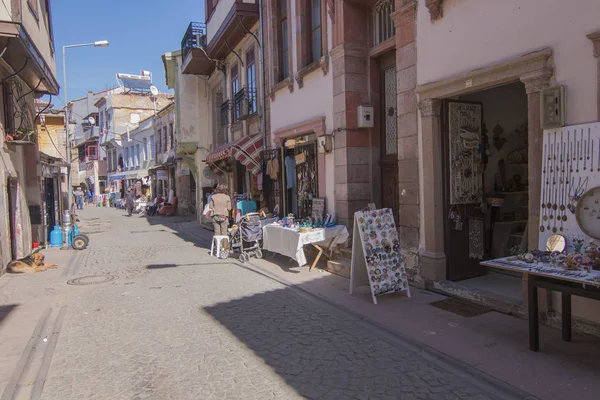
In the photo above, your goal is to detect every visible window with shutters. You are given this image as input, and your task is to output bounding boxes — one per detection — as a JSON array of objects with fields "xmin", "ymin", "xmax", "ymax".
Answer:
[
  {"xmin": 279, "ymin": 0, "xmax": 289, "ymax": 81},
  {"xmin": 246, "ymin": 48, "xmax": 257, "ymax": 115},
  {"xmin": 310, "ymin": 0, "xmax": 322, "ymax": 62}
]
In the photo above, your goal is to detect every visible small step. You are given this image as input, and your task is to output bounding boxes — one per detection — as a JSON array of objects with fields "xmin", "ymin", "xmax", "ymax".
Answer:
[{"xmin": 326, "ymin": 258, "xmax": 351, "ymax": 279}]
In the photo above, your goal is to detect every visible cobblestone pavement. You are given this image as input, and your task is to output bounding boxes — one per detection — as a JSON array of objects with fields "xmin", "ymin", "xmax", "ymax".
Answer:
[{"xmin": 0, "ymin": 207, "xmax": 524, "ymax": 400}]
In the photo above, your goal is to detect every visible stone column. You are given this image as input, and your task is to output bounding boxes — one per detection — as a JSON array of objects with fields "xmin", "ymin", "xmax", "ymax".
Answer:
[
  {"xmin": 417, "ymin": 98, "xmax": 446, "ymax": 281},
  {"xmin": 330, "ymin": 2, "xmax": 372, "ymax": 230},
  {"xmin": 587, "ymin": 31, "xmax": 600, "ymax": 120},
  {"xmin": 392, "ymin": 0, "xmax": 420, "ymax": 279},
  {"xmin": 520, "ymin": 69, "xmax": 551, "ymax": 250}
]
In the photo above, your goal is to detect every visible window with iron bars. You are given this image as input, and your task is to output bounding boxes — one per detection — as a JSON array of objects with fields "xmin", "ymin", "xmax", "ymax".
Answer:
[{"xmin": 373, "ymin": 0, "xmax": 395, "ymax": 46}]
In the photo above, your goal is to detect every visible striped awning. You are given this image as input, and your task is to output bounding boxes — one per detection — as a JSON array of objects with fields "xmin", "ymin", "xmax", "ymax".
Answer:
[{"xmin": 206, "ymin": 134, "xmax": 263, "ymax": 175}]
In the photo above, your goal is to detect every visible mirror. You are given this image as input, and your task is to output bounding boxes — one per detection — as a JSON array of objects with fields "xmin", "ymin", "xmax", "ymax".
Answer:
[{"xmin": 546, "ymin": 234, "xmax": 566, "ymax": 252}]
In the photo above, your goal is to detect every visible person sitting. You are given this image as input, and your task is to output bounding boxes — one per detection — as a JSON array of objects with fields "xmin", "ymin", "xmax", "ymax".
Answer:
[{"xmin": 148, "ymin": 195, "xmax": 164, "ymax": 216}]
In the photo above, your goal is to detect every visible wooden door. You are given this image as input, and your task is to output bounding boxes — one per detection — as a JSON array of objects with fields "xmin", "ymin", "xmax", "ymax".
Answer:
[
  {"xmin": 379, "ymin": 52, "xmax": 399, "ymax": 224},
  {"xmin": 442, "ymin": 100, "xmax": 487, "ymax": 281}
]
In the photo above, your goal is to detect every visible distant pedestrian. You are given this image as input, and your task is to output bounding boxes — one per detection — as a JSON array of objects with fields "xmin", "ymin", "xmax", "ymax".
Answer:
[
  {"xmin": 125, "ymin": 188, "xmax": 135, "ymax": 216},
  {"xmin": 74, "ymin": 187, "xmax": 84, "ymax": 210}
]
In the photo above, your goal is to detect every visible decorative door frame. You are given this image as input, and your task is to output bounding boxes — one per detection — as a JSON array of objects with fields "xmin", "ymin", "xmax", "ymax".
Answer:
[{"xmin": 416, "ymin": 48, "xmax": 553, "ymax": 281}]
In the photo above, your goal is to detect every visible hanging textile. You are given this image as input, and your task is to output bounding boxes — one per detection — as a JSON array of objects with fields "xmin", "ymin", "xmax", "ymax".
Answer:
[{"xmin": 468, "ymin": 217, "xmax": 484, "ymax": 260}]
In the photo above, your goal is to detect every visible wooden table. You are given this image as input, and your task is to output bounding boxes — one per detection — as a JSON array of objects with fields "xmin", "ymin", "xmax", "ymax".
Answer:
[{"xmin": 481, "ymin": 258, "xmax": 600, "ymax": 351}]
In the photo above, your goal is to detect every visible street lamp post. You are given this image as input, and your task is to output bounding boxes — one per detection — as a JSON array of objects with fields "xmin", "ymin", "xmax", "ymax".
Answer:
[{"xmin": 62, "ymin": 40, "xmax": 109, "ymax": 225}]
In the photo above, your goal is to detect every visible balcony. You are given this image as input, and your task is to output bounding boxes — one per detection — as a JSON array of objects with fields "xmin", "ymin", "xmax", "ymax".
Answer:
[
  {"xmin": 181, "ymin": 0, "xmax": 259, "ymax": 76},
  {"xmin": 206, "ymin": 0, "xmax": 259, "ymax": 60},
  {"xmin": 180, "ymin": 22, "xmax": 212, "ymax": 75},
  {"xmin": 83, "ymin": 125, "xmax": 99, "ymax": 142},
  {"xmin": 233, "ymin": 87, "xmax": 257, "ymax": 122}
]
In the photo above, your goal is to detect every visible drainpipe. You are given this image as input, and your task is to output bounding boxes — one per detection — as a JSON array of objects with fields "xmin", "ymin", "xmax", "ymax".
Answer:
[{"xmin": 258, "ymin": 0, "xmax": 267, "ymax": 154}]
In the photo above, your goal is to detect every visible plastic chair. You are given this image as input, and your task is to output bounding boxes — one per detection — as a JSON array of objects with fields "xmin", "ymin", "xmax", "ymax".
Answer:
[{"xmin": 210, "ymin": 235, "xmax": 230, "ymax": 258}]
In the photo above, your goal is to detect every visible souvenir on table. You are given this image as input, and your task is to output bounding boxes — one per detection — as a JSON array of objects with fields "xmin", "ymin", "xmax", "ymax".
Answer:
[{"xmin": 350, "ymin": 208, "xmax": 410, "ymax": 304}]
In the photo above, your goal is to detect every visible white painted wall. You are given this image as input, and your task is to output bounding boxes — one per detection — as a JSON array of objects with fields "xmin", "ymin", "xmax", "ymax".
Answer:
[
  {"xmin": 416, "ymin": 0, "xmax": 600, "ymax": 328},
  {"xmin": 207, "ymin": 0, "xmax": 236, "ymax": 45},
  {"xmin": 416, "ymin": 0, "xmax": 600, "ymax": 125}
]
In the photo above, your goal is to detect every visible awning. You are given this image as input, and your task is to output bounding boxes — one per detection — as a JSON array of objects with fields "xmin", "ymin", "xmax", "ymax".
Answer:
[
  {"xmin": 109, "ymin": 174, "xmax": 126, "ymax": 181},
  {"xmin": 206, "ymin": 134, "xmax": 263, "ymax": 175}
]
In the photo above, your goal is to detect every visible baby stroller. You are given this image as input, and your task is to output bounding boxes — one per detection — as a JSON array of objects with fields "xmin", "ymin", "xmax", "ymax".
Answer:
[{"xmin": 227, "ymin": 212, "xmax": 263, "ymax": 262}]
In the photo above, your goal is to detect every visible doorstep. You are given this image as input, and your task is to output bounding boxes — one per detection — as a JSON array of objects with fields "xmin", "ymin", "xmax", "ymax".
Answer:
[{"xmin": 430, "ymin": 272, "xmax": 525, "ymax": 317}]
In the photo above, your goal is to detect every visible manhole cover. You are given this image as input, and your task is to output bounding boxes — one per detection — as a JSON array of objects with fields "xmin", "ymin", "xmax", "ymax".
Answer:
[
  {"xmin": 67, "ymin": 275, "xmax": 118, "ymax": 286},
  {"xmin": 429, "ymin": 298, "xmax": 491, "ymax": 318}
]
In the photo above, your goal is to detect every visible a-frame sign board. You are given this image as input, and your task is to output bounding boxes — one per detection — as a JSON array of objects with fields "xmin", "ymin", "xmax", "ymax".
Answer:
[{"xmin": 349, "ymin": 208, "xmax": 411, "ymax": 305}]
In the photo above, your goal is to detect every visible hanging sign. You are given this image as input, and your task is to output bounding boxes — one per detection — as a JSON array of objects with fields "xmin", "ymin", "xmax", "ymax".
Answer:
[
  {"xmin": 350, "ymin": 208, "xmax": 411, "ymax": 304},
  {"xmin": 156, "ymin": 170, "xmax": 168, "ymax": 181},
  {"xmin": 295, "ymin": 152, "xmax": 306, "ymax": 165}
]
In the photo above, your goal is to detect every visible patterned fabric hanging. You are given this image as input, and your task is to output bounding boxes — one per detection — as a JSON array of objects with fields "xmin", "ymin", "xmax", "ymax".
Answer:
[{"xmin": 468, "ymin": 217, "xmax": 484, "ymax": 260}]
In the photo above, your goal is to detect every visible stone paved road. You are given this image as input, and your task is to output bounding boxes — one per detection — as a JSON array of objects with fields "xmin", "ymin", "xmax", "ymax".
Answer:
[{"xmin": 0, "ymin": 207, "xmax": 522, "ymax": 400}]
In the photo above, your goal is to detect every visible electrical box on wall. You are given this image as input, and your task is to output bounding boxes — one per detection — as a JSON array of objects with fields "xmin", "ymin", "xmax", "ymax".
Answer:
[
  {"xmin": 357, "ymin": 105, "xmax": 374, "ymax": 128},
  {"xmin": 540, "ymin": 85, "xmax": 566, "ymax": 129},
  {"xmin": 318, "ymin": 135, "xmax": 332, "ymax": 154}
]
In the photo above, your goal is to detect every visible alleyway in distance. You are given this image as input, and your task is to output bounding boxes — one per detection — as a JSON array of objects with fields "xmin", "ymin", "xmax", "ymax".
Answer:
[{"xmin": 0, "ymin": 207, "xmax": 542, "ymax": 399}]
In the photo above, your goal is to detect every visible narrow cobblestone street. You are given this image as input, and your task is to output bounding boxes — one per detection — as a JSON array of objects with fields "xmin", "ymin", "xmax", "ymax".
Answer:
[{"xmin": 1, "ymin": 207, "xmax": 527, "ymax": 400}]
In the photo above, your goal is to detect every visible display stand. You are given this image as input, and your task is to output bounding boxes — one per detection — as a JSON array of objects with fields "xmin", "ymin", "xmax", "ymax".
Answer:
[{"xmin": 349, "ymin": 208, "xmax": 411, "ymax": 305}]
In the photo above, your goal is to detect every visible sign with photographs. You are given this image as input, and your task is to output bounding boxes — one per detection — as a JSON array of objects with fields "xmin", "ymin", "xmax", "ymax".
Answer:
[{"xmin": 350, "ymin": 208, "xmax": 411, "ymax": 304}]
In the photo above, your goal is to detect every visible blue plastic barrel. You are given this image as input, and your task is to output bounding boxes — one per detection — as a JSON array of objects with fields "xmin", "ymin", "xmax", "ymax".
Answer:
[{"xmin": 50, "ymin": 226, "xmax": 62, "ymax": 248}]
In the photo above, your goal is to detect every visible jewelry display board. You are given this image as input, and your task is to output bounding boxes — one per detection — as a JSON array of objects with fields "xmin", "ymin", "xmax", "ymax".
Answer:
[
  {"xmin": 350, "ymin": 208, "xmax": 411, "ymax": 305},
  {"xmin": 538, "ymin": 123, "xmax": 600, "ymax": 250}
]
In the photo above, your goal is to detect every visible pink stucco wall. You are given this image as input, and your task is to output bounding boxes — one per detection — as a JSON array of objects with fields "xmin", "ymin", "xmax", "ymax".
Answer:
[{"xmin": 416, "ymin": 0, "xmax": 600, "ymax": 125}]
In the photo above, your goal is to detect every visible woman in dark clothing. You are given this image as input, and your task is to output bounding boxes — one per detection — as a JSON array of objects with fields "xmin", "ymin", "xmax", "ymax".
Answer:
[{"xmin": 125, "ymin": 188, "xmax": 135, "ymax": 216}]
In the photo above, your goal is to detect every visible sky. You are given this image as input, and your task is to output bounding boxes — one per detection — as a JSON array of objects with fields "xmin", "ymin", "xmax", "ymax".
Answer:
[{"xmin": 51, "ymin": 0, "xmax": 205, "ymax": 107}]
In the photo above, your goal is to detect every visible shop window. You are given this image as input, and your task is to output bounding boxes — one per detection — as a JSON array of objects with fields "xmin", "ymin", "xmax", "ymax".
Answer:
[
  {"xmin": 246, "ymin": 48, "xmax": 257, "ymax": 115},
  {"xmin": 373, "ymin": 0, "xmax": 395, "ymax": 46}
]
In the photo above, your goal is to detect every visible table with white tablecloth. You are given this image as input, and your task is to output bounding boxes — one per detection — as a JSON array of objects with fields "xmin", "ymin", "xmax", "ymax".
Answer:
[{"xmin": 262, "ymin": 224, "xmax": 349, "ymax": 269}]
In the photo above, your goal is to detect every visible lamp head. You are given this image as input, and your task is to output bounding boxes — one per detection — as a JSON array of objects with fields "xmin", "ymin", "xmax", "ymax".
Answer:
[{"xmin": 94, "ymin": 40, "xmax": 109, "ymax": 47}]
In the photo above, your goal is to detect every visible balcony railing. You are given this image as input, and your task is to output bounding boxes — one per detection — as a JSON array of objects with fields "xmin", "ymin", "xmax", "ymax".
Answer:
[
  {"xmin": 220, "ymin": 100, "xmax": 231, "ymax": 128},
  {"xmin": 233, "ymin": 87, "xmax": 258, "ymax": 122},
  {"xmin": 181, "ymin": 22, "xmax": 207, "ymax": 61}
]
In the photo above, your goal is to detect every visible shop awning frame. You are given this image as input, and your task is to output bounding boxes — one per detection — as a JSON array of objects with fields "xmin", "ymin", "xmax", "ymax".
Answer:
[{"xmin": 206, "ymin": 133, "xmax": 263, "ymax": 175}]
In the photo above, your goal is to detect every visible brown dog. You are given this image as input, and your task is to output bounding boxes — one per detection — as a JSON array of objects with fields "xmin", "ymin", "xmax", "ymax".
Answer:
[{"xmin": 7, "ymin": 253, "xmax": 57, "ymax": 274}]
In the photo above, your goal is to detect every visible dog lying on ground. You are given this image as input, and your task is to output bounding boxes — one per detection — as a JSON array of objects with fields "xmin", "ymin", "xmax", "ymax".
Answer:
[{"xmin": 7, "ymin": 253, "xmax": 57, "ymax": 274}]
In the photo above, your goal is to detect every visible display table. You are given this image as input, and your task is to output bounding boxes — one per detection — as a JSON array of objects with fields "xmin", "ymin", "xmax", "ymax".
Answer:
[
  {"xmin": 262, "ymin": 224, "xmax": 349, "ymax": 269},
  {"xmin": 481, "ymin": 258, "xmax": 600, "ymax": 351}
]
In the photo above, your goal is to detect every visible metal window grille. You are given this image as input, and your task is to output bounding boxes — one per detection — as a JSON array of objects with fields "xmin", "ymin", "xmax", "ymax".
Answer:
[{"xmin": 373, "ymin": 0, "xmax": 395, "ymax": 46}]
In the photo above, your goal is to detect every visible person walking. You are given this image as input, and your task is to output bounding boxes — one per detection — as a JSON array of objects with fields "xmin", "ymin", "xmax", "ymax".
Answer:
[
  {"xmin": 125, "ymin": 187, "xmax": 135, "ymax": 216},
  {"xmin": 73, "ymin": 187, "xmax": 84, "ymax": 210},
  {"xmin": 209, "ymin": 184, "xmax": 231, "ymax": 236}
]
